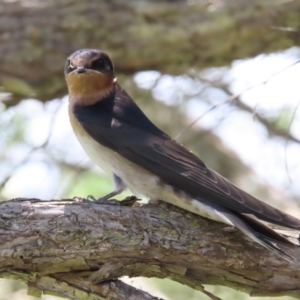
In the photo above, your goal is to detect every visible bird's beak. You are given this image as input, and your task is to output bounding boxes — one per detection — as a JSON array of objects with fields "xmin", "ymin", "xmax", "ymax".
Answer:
[{"xmin": 75, "ymin": 66, "xmax": 86, "ymax": 74}]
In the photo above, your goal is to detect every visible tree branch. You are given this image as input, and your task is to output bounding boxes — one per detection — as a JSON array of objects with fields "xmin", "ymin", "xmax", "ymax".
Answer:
[
  {"xmin": 1, "ymin": 272, "xmax": 161, "ymax": 300},
  {"xmin": 1, "ymin": 0, "xmax": 300, "ymax": 105},
  {"xmin": 0, "ymin": 198, "xmax": 300, "ymax": 299}
]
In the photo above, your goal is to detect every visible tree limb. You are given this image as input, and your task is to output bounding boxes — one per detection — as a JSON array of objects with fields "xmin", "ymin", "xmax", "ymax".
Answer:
[
  {"xmin": 0, "ymin": 198, "xmax": 300, "ymax": 299},
  {"xmin": 2, "ymin": 271, "xmax": 161, "ymax": 300},
  {"xmin": 1, "ymin": 0, "xmax": 300, "ymax": 105}
]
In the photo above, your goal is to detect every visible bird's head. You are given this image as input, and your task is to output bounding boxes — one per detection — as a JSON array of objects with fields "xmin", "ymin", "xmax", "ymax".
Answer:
[{"xmin": 65, "ymin": 49, "xmax": 116, "ymax": 105}]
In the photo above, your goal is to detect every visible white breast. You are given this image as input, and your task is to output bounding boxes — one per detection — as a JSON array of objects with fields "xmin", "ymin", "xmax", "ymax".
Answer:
[{"xmin": 69, "ymin": 110, "xmax": 161, "ymax": 196}]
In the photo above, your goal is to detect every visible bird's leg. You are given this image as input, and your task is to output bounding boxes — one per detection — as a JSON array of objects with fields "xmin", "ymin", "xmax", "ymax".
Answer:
[
  {"xmin": 86, "ymin": 173, "xmax": 127, "ymax": 205},
  {"xmin": 88, "ymin": 194, "xmax": 140, "ymax": 206},
  {"xmin": 88, "ymin": 190, "xmax": 121, "ymax": 203},
  {"xmin": 76, "ymin": 174, "xmax": 140, "ymax": 206}
]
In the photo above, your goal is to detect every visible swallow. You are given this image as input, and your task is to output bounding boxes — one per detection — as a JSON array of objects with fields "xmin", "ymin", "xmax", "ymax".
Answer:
[{"xmin": 65, "ymin": 49, "xmax": 300, "ymax": 264}]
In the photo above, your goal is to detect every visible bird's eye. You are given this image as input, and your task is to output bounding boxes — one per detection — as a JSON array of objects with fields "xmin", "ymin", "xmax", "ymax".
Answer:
[
  {"xmin": 65, "ymin": 59, "xmax": 75, "ymax": 73},
  {"xmin": 91, "ymin": 58, "xmax": 106, "ymax": 72}
]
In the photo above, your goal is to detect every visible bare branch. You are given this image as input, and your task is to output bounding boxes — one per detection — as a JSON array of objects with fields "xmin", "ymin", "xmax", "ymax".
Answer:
[
  {"xmin": 1, "ymin": 272, "xmax": 162, "ymax": 300},
  {"xmin": 178, "ymin": 70, "xmax": 300, "ymax": 145}
]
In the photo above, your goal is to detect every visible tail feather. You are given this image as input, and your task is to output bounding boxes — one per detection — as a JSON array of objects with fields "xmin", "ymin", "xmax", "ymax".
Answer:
[
  {"xmin": 254, "ymin": 232, "xmax": 299, "ymax": 265},
  {"xmin": 216, "ymin": 210, "xmax": 300, "ymax": 265}
]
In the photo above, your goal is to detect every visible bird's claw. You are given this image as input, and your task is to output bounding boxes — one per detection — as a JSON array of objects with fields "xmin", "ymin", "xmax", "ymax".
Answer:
[
  {"xmin": 119, "ymin": 195, "xmax": 141, "ymax": 206},
  {"xmin": 74, "ymin": 195, "xmax": 141, "ymax": 206},
  {"xmin": 72, "ymin": 196, "xmax": 113, "ymax": 204},
  {"xmin": 92, "ymin": 196, "xmax": 120, "ymax": 205},
  {"xmin": 87, "ymin": 195, "xmax": 97, "ymax": 202}
]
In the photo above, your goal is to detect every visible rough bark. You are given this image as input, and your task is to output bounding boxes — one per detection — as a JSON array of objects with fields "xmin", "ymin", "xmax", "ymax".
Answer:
[
  {"xmin": 0, "ymin": 198, "xmax": 300, "ymax": 300},
  {"xmin": 1, "ymin": 0, "xmax": 300, "ymax": 105}
]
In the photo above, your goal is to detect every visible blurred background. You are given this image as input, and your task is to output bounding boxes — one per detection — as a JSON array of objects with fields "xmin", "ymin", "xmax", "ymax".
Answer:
[{"xmin": 1, "ymin": 0, "xmax": 300, "ymax": 299}]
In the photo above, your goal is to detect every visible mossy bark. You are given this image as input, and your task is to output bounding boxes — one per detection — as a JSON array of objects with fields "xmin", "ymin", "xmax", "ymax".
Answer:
[{"xmin": 0, "ymin": 199, "xmax": 299, "ymax": 299}]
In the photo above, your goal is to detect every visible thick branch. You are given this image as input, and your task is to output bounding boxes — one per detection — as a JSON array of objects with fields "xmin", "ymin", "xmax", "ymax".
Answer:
[
  {"xmin": 1, "ymin": 0, "xmax": 300, "ymax": 104},
  {"xmin": 0, "ymin": 198, "xmax": 300, "ymax": 299}
]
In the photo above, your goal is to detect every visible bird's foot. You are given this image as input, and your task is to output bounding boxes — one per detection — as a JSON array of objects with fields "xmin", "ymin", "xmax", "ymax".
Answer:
[
  {"xmin": 77, "ymin": 195, "xmax": 141, "ymax": 206},
  {"xmin": 119, "ymin": 195, "xmax": 141, "ymax": 206},
  {"xmin": 72, "ymin": 195, "xmax": 115, "ymax": 204},
  {"xmin": 87, "ymin": 195, "xmax": 120, "ymax": 205}
]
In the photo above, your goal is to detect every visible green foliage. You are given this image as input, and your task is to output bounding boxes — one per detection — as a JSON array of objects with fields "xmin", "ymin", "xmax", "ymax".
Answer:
[{"xmin": 269, "ymin": 106, "xmax": 297, "ymax": 132}]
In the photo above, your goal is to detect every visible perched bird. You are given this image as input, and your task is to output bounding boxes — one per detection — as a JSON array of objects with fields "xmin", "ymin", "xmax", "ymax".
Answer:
[{"xmin": 65, "ymin": 48, "xmax": 300, "ymax": 263}]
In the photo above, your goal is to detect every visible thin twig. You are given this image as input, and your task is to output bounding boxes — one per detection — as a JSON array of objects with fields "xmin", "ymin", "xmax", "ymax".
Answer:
[
  {"xmin": 176, "ymin": 59, "xmax": 300, "ymax": 141},
  {"xmin": 284, "ymin": 99, "xmax": 300, "ymax": 183}
]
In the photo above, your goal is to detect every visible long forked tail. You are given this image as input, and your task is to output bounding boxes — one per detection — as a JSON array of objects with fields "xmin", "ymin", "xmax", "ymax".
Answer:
[{"xmin": 217, "ymin": 210, "xmax": 300, "ymax": 265}]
